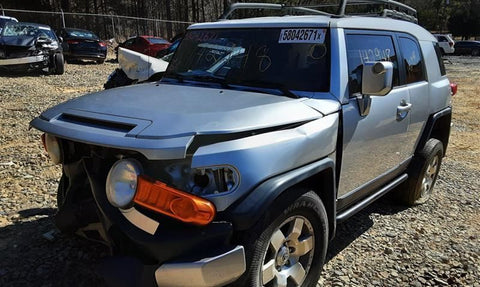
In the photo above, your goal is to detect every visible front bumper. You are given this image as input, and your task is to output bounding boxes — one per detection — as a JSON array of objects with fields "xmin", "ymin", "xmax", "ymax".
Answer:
[
  {"xmin": 0, "ymin": 55, "xmax": 47, "ymax": 66},
  {"xmin": 155, "ymin": 245, "xmax": 245, "ymax": 287},
  {"xmin": 80, "ymin": 158, "xmax": 246, "ymax": 286}
]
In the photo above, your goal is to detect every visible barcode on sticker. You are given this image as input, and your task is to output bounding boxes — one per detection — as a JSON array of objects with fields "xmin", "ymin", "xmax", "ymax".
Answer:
[{"xmin": 279, "ymin": 28, "xmax": 326, "ymax": 44}]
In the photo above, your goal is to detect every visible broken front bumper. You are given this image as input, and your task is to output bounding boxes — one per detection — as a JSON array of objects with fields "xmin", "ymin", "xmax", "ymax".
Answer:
[
  {"xmin": 155, "ymin": 245, "xmax": 245, "ymax": 287},
  {"xmin": 81, "ymin": 158, "xmax": 246, "ymax": 287},
  {"xmin": 0, "ymin": 55, "xmax": 47, "ymax": 66}
]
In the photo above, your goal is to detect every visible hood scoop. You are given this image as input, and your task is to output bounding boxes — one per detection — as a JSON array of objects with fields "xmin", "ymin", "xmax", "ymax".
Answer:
[{"xmin": 58, "ymin": 113, "xmax": 136, "ymax": 134}]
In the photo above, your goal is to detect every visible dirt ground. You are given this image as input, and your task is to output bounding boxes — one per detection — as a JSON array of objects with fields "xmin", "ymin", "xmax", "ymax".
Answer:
[{"xmin": 0, "ymin": 55, "xmax": 479, "ymax": 286}]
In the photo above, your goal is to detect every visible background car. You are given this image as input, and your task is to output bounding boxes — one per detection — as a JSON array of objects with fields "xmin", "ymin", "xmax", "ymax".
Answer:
[
  {"xmin": 454, "ymin": 40, "xmax": 480, "ymax": 56},
  {"xmin": 0, "ymin": 16, "xmax": 18, "ymax": 35},
  {"xmin": 117, "ymin": 35, "xmax": 171, "ymax": 57},
  {"xmin": 0, "ymin": 22, "xmax": 64, "ymax": 74},
  {"xmin": 434, "ymin": 34, "xmax": 455, "ymax": 54},
  {"xmin": 57, "ymin": 28, "xmax": 107, "ymax": 64}
]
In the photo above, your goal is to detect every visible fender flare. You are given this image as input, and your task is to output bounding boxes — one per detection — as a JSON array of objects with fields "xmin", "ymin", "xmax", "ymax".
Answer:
[
  {"xmin": 415, "ymin": 107, "xmax": 452, "ymax": 155},
  {"xmin": 226, "ymin": 157, "xmax": 336, "ymax": 232}
]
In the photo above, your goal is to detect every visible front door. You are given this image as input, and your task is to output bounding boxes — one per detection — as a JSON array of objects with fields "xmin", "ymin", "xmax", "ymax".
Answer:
[{"xmin": 338, "ymin": 32, "xmax": 413, "ymax": 203}]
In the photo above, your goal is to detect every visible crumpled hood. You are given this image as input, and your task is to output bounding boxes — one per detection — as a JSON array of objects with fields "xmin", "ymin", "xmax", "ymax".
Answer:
[
  {"xmin": 0, "ymin": 36, "xmax": 36, "ymax": 48},
  {"xmin": 40, "ymin": 82, "xmax": 328, "ymax": 138},
  {"xmin": 32, "ymin": 82, "xmax": 341, "ymax": 159}
]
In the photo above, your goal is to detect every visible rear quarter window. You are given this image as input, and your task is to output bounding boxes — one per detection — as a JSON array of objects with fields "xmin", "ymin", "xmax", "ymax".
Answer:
[
  {"xmin": 398, "ymin": 37, "xmax": 426, "ymax": 84},
  {"xmin": 433, "ymin": 43, "xmax": 447, "ymax": 76}
]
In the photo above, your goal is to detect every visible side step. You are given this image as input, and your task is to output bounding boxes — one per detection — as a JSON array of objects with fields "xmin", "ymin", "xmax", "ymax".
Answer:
[{"xmin": 336, "ymin": 173, "xmax": 408, "ymax": 223}]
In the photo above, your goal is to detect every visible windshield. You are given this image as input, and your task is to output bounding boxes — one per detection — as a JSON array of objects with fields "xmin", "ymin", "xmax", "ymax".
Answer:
[
  {"xmin": 2, "ymin": 23, "xmax": 56, "ymax": 40},
  {"xmin": 147, "ymin": 37, "xmax": 169, "ymax": 44},
  {"xmin": 66, "ymin": 29, "xmax": 99, "ymax": 40},
  {"xmin": 165, "ymin": 28, "xmax": 329, "ymax": 93}
]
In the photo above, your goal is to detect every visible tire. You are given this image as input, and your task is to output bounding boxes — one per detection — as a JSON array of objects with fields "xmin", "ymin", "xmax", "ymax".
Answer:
[
  {"xmin": 237, "ymin": 190, "xmax": 328, "ymax": 287},
  {"xmin": 472, "ymin": 49, "xmax": 480, "ymax": 57},
  {"xmin": 399, "ymin": 138, "xmax": 444, "ymax": 206},
  {"xmin": 103, "ymin": 68, "xmax": 134, "ymax": 89},
  {"xmin": 96, "ymin": 59, "xmax": 105, "ymax": 64},
  {"xmin": 54, "ymin": 53, "xmax": 65, "ymax": 75},
  {"xmin": 57, "ymin": 173, "xmax": 68, "ymax": 209}
]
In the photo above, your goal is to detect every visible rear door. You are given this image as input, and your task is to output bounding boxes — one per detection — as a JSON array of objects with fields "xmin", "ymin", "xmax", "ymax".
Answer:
[
  {"xmin": 397, "ymin": 34, "xmax": 429, "ymax": 155},
  {"xmin": 338, "ymin": 31, "xmax": 412, "ymax": 208}
]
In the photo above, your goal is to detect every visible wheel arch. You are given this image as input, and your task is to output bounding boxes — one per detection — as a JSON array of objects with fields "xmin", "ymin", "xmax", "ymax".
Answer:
[
  {"xmin": 227, "ymin": 157, "xmax": 337, "ymax": 241},
  {"xmin": 415, "ymin": 107, "xmax": 451, "ymax": 156}
]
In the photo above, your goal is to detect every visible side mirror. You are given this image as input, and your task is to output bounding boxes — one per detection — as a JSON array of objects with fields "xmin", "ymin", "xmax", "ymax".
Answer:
[
  {"xmin": 58, "ymin": 36, "xmax": 63, "ymax": 43},
  {"xmin": 361, "ymin": 61, "xmax": 393, "ymax": 96}
]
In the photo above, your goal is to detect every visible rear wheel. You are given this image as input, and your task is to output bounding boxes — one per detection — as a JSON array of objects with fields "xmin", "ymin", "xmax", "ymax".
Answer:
[
  {"xmin": 398, "ymin": 138, "xmax": 443, "ymax": 205},
  {"xmin": 472, "ymin": 49, "xmax": 480, "ymax": 56},
  {"xmin": 96, "ymin": 59, "xmax": 105, "ymax": 64},
  {"xmin": 239, "ymin": 190, "xmax": 328, "ymax": 287}
]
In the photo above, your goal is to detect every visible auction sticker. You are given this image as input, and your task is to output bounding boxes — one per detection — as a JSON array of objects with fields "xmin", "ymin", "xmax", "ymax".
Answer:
[{"xmin": 279, "ymin": 28, "xmax": 326, "ymax": 44}]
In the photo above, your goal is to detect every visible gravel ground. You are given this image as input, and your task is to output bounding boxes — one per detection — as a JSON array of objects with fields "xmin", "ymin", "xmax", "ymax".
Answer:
[{"xmin": 0, "ymin": 56, "xmax": 479, "ymax": 287}]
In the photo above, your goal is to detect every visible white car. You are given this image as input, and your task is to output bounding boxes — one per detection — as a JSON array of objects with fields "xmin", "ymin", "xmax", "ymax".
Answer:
[{"xmin": 434, "ymin": 34, "xmax": 455, "ymax": 54}]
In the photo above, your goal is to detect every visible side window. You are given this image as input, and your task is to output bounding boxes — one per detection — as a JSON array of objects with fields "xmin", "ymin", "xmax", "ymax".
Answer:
[
  {"xmin": 438, "ymin": 36, "xmax": 447, "ymax": 42},
  {"xmin": 399, "ymin": 37, "xmax": 425, "ymax": 84},
  {"xmin": 433, "ymin": 42, "xmax": 446, "ymax": 76},
  {"xmin": 346, "ymin": 34, "xmax": 399, "ymax": 95}
]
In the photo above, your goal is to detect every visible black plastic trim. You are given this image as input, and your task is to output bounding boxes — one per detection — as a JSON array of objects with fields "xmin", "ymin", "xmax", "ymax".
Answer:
[
  {"xmin": 336, "ymin": 173, "xmax": 408, "ymax": 222},
  {"xmin": 227, "ymin": 157, "xmax": 335, "ymax": 231},
  {"xmin": 415, "ymin": 107, "xmax": 452, "ymax": 155}
]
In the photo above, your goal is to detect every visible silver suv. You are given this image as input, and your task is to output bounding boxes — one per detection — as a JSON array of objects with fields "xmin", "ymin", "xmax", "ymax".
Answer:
[{"xmin": 31, "ymin": 1, "xmax": 455, "ymax": 286}]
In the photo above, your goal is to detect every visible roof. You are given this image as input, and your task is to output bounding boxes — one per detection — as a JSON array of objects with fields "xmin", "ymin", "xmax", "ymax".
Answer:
[
  {"xmin": 0, "ymin": 16, "xmax": 18, "ymax": 22},
  {"xmin": 8, "ymin": 22, "xmax": 51, "ymax": 30},
  {"xmin": 189, "ymin": 15, "xmax": 435, "ymax": 41}
]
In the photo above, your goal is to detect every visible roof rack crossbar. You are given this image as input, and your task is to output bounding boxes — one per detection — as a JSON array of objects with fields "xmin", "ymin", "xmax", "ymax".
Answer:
[
  {"xmin": 220, "ymin": 1, "xmax": 418, "ymax": 23},
  {"xmin": 219, "ymin": 3, "xmax": 332, "ymax": 20},
  {"xmin": 338, "ymin": 0, "xmax": 416, "ymax": 16}
]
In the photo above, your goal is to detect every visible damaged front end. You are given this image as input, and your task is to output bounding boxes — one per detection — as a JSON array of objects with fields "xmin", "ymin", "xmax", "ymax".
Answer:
[
  {"xmin": 45, "ymin": 136, "xmax": 244, "ymax": 287},
  {"xmin": 0, "ymin": 22, "xmax": 63, "ymax": 73}
]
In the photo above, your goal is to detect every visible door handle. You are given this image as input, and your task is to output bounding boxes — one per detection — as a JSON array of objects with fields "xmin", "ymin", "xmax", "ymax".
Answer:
[{"xmin": 397, "ymin": 100, "xmax": 412, "ymax": 121}]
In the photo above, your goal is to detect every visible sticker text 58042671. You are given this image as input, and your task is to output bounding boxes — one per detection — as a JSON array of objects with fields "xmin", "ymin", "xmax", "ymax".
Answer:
[{"xmin": 279, "ymin": 28, "xmax": 326, "ymax": 44}]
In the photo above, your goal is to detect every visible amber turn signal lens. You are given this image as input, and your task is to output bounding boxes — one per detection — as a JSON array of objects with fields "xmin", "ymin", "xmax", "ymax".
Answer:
[{"xmin": 134, "ymin": 176, "xmax": 216, "ymax": 225}]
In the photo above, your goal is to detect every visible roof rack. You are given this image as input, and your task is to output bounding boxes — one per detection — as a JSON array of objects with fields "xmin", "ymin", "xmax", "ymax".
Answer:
[{"xmin": 219, "ymin": 0, "xmax": 417, "ymax": 23}]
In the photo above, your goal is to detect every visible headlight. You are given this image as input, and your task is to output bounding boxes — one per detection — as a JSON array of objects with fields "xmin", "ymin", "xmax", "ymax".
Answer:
[
  {"xmin": 41, "ymin": 133, "xmax": 63, "ymax": 164},
  {"xmin": 41, "ymin": 41, "xmax": 59, "ymax": 49},
  {"xmin": 191, "ymin": 166, "xmax": 240, "ymax": 195},
  {"xmin": 106, "ymin": 159, "xmax": 142, "ymax": 208}
]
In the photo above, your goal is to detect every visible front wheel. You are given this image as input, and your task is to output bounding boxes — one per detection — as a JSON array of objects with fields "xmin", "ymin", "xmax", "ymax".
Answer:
[
  {"xmin": 54, "ymin": 53, "xmax": 65, "ymax": 75},
  {"xmin": 240, "ymin": 190, "xmax": 328, "ymax": 287},
  {"xmin": 472, "ymin": 49, "xmax": 480, "ymax": 57}
]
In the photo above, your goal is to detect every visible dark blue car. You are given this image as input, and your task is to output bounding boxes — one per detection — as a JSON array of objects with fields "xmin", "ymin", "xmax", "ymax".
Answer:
[
  {"xmin": 454, "ymin": 40, "xmax": 480, "ymax": 56},
  {"xmin": 57, "ymin": 27, "xmax": 107, "ymax": 64}
]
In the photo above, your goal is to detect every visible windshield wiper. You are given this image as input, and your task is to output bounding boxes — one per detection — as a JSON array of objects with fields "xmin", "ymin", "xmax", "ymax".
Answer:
[
  {"xmin": 233, "ymin": 80, "xmax": 299, "ymax": 99},
  {"xmin": 190, "ymin": 74, "xmax": 231, "ymax": 88},
  {"xmin": 163, "ymin": 72, "xmax": 184, "ymax": 83}
]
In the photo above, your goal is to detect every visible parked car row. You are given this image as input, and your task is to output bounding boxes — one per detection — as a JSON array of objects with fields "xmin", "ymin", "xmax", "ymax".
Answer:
[
  {"xmin": 0, "ymin": 16, "xmax": 110, "ymax": 74},
  {"xmin": 432, "ymin": 34, "xmax": 480, "ymax": 56}
]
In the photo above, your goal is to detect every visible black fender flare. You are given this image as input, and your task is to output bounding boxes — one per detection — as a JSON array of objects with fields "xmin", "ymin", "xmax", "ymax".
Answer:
[
  {"xmin": 415, "ymin": 106, "xmax": 452, "ymax": 156},
  {"xmin": 226, "ymin": 157, "xmax": 336, "ymax": 233}
]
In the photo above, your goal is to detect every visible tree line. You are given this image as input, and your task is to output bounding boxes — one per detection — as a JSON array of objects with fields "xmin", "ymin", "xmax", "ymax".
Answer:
[{"xmin": 1, "ymin": 0, "xmax": 479, "ymax": 40}]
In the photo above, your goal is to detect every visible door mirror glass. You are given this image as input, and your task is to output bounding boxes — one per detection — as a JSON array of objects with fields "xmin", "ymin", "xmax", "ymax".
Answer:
[{"xmin": 361, "ymin": 61, "xmax": 393, "ymax": 96}]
